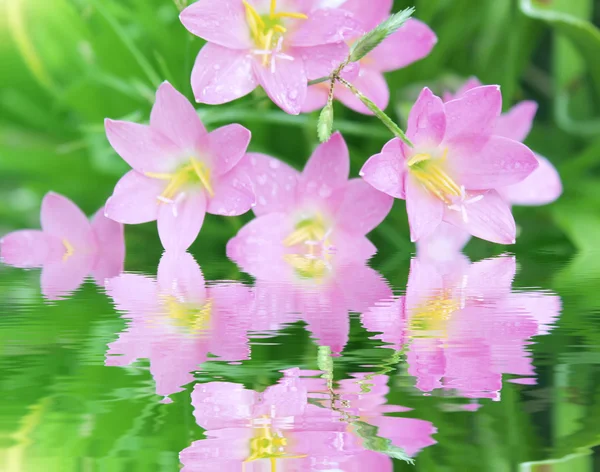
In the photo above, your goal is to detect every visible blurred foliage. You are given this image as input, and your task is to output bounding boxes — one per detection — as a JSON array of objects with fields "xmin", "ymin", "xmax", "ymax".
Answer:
[{"xmin": 1, "ymin": 0, "xmax": 600, "ymax": 471}]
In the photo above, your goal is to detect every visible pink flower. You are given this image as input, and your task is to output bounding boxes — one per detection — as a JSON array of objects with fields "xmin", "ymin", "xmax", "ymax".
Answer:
[
  {"xmin": 362, "ymin": 255, "xmax": 562, "ymax": 399},
  {"xmin": 360, "ymin": 86, "xmax": 540, "ymax": 244},
  {"xmin": 417, "ymin": 79, "xmax": 563, "ymax": 255},
  {"xmin": 104, "ymin": 82, "xmax": 254, "ymax": 251},
  {"xmin": 0, "ymin": 192, "xmax": 124, "ymax": 300},
  {"xmin": 105, "ymin": 251, "xmax": 253, "ymax": 401},
  {"xmin": 303, "ymin": 0, "xmax": 437, "ymax": 114},
  {"xmin": 180, "ymin": 369, "xmax": 360, "ymax": 471},
  {"xmin": 180, "ymin": 0, "xmax": 363, "ymax": 114}
]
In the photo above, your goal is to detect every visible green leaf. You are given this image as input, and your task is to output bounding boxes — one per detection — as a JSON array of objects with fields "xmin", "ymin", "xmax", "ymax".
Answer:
[
  {"xmin": 352, "ymin": 420, "xmax": 415, "ymax": 463},
  {"xmin": 317, "ymin": 102, "xmax": 334, "ymax": 143},
  {"xmin": 349, "ymin": 8, "xmax": 415, "ymax": 63}
]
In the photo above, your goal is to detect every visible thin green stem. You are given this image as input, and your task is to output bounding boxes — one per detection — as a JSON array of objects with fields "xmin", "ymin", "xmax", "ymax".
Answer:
[
  {"xmin": 336, "ymin": 77, "xmax": 413, "ymax": 148},
  {"xmin": 308, "ymin": 76, "xmax": 331, "ymax": 86}
]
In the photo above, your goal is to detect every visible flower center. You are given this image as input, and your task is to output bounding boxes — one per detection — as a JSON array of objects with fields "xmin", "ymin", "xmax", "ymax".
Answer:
[
  {"xmin": 245, "ymin": 416, "xmax": 306, "ymax": 470},
  {"xmin": 162, "ymin": 295, "xmax": 213, "ymax": 332},
  {"xmin": 409, "ymin": 289, "xmax": 461, "ymax": 336},
  {"xmin": 243, "ymin": 0, "xmax": 307, "ymax": 70},
  {"xmin": 407, "ymin": 150, "xmax": 462, "ymax": 205},
  {"xmin": 62, "ymin": 239, "xmax": 75, "ymax": 262},
  {"xmin": 146, "ymin": 157, "xmax": 214, "ymax": 207},
  {"xmin": 282, "ymin": 214, "xmax": 334, "ymax": 281}
]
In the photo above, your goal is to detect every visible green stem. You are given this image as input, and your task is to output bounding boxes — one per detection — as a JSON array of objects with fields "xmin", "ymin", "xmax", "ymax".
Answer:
[
  {"xmin": 337, "ymin": 77, "xmax": 413, "ymax": 148},
  {"xmin": 308, "ymin": 76, "xmax": 331, "ymax": 86}
]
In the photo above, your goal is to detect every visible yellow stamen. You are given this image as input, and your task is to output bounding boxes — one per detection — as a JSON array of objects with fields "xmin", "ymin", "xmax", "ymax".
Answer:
[
  {"xmin": 407, "ymin": 149, "xmax": 461, "ymax": 204},
  {"xmin": 189, "ymin": 158, "xmax": 215, "ymax": 198},
  {"xmin": 270, "ymin": 0, "xmax": 277, "ymax": 17},
  {"xmin": 144, "ymin": 172, "xmax": 174, "ymax": 180},
  {"xmin": 273, "ymin": 24, "xmax": 287, "ymax": 33},
  {"xmin": 409, "ymin": 290, "xmax": 460, "ymax": 335},
  {"xmin": 272, "ymin": 11, "xmax": 308, "ymax": 20},
  {"xmin": 164, "ymin": 295, "xmax": 213, "ymax": 332},
  {"xmin": 243, "ymin": 419, "xmax": 307, "ymax": 468},
  {"xmin": 62, "ymin": 239, "xmax": 74, "ymax": 261},
  {"xmin": 406, "ymin": 153, "xmax": 431, "ymax": 167}
]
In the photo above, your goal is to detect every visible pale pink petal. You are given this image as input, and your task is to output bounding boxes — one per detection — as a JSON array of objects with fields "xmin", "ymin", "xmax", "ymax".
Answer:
[
  {"xmin": 407, "ymin": 87, "xmax": 446, "ymax": 148},
  {"xmin": 331, "ymin": 232, "xmax": 378, "ymax": 262},
  {"xmin": 334, "ymin": 179, "xmax": 393, "ymax": 235},
  {"xmin": 454, "ymin": 77, "xmax": 483, "ymax": 99},
  {"xmin": 361, "ymin": 297, "xmax": 406, "ymax": 349},
  {"xmin": 105, "ymin": 273, "xmax": 160, "ymax": 315},
  {"xmin": 334, "ymin": 450, "xmax": 393, "ymax": 471},
  {"xmin": 226, "ymin": 213, "xmax": 296, "ymax": 281},
  {"xmin": 465, "ymin": 255, "xmax": 516, "ymax": 299},
  {"xmin": 104, "ymin": 170, "xmax": 164, "ymax": 224},
  {"xmin": 301, "ymin": 288, "xmax": 350, "ymax": 355},
  {"xmin": 360, "ymin": 150, "xmax": 406, "ymax": 199},
  {"xmin": 443, "ymin": 190, "xmax": 516, "ymax": 244},
  {"xmin": 261, "ymin": 377, "xmax": 308, "ymax": 418},
  {"xmin": 443, "ymin": 85, "xmax": 502, "ymax": 151},
  {"xmin": 299, "ymin": 132, "xmax": 349, "ymax": 200},
  {"xmin": 416, "ymin": 222, "xmax": 471, "ymax": 261},
  {"xmin": 254, "ymin": 56, "xmax": 307, "ymax": 115},
  {"xmin": 240, "ymin": 153, "xmax": 300, "ymax": 216},
  {"xmin": 337, "ymin": 262, "xmax": 393, "ymax": 313},
  {"xmin": 340, "ymin": 0, "xmax": 392, "ymax": 30},
  {"xmin": 407, "ymin": 337, "xmax": 446, "ymax": 392},
  {"xmin": 508, "ymin": 291, "xmax": 561, "ymax": 336},
  {"xmin": 105, "ymin": 119, "xmax": 179, "ymax": 174},
  {"xmin": 150, "ymin": 82, "xmax": 206, "ymax": 151},
  {"xmin": 301, "ymin": 84, "xmax": 329, "ymax": 113},
  {"xmin": 191, "ymin": 382, "xmax": 255, "ymax": 429},
  {"xmin": 406, "ymin": 176, "xmax": 444, "ymax": 242},
  {"xmin": 367, "ymin": 19, "xmax": 437, "ymax": 72},
  {"xmin": 191, "ymin": 44, "xmax": 258, "ymax": 105},
  {"xmin": 372, "ymin": 415, "xmax": 438, "ymax": 457},
  {"xmin": 41, "ymin": 254, "xmax": 94, "ymax": 300},
  {"xmin": 290, "ymin": 8, "xmax": 363, "ymax": 47},
  {"xmin": 207, "ymin": 124, "xmax": 251, "ymax": 176},
  {"xmin": 207, "ymin": 166, "xmax": 254, "ymax": 216},
  {"xmin": 90, "ymin": 208, "xmax": 125, "ymax": 285},
  {"xmin": 297, "ymin": 42, "xmax": 349, "ymax": 80},
  {"xmin": 179, "ymin": 0, "xmax": 251, "ymax": 49},
  {"xmin": 494, "ymin": 101, "xmax": 538, "ymax": 142},
  {"xmin": 335, "ymin": 69, "xmax": 390, "ymax": 114},
  {"xmin": 452, "ymin": 136, "xmax": 539, "ymax": 189},
  {"xmin": 180, "ymin": 433, "xmax": 251, "ymax": 472},
  {"xmin": 405, "ymin": 257, "xmax": 444, "ymax": 313},
  {"xmin": 41, "ymin": 192, "xmax": 95, "ymax": 251},
  {"xmin": 157, "ymin": 251, "xmax": 206, "ymax": 303},
  {"xmin": 0, "ymin": 230, "xmax": 63, "ymax": 268},
  {"xmin": 157, "ymin": 191, "xmax": 207, "ymax": 251},
  {"xmin": 498, "ymin": 154, "xmax": 562, "ymax": 206}
]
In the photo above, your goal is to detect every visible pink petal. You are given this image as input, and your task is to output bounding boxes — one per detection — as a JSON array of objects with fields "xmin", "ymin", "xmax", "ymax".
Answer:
[
  {"xmin": 290, "ymin": 8, "xmax": 363, "ymax": 47},
  {"xmin": 443, "ymin": 189, "xmax": 516, "ymax": 244},
  {"xmin": 443, "ymin": 85, "xmax": 502, "ymax": 152},
  {"xmin": 407, "ymin": 87, "xmax": 446, "ymax": 148},
  {"xmin": 498, "ymin": 154, "xmax": 562, "ymax": 206},
  {"xmin": 334, "ymin": 179, "xmax": 393, "ymax": 235},
  {"xmin": 41, "ymin": 192, "xmax": 95, "ymax": 251},
  {"xmin": 494, "ymin": 101, "xmax": 538, "ymax": 142},
  {"xmin": 406, "ymin": 176, "xmax": 444, "ymax": 242},
  {"xmin": 360, "ymin": 151, "xmax": 406, "ymax": 199},
  {"xmin": 157, "ymin": 251, "xmax": 206, "ymax": 303},
  {"xmin": 240, "ymin": 152, "xmax": 300, "ymax": 216},
  {"xmin": 105, "ymin": 273, "xmax": 159, "ymax": 315},
  {"xmin": 150, "ymin": 82, "xmax": 207, "ymax": 151},
  {"xmin": 337, "ymin": 262, "xmax": 393, "ymax": 313},
  {"xmin": 372, "ymin": 415, "xmax": 438, "ymax": 457},
  {"xmin": 331, "ymin": 232, "xmax": 378, "ymax": 262},
  {"xmin": 416, "ymin": 222, "xmax": 471, "ymax": 261},
  {"xmin": 191, "ymin": 44, "xmax": 258, "ymax": 105},
  {"xmin": 90, "ymin": 208, "xmax": 125, "ymax": 285},
  {"xmin": 508, "ymin": 291, "xmax": 561, "ymax": 336},
  {"xmin": 452, "ymin": 135, "xmax": 539, "ymax": 189},
  {"xmin": 465, "ymin": 255, "xmax": 516, "ymax": 299},
  {"xmin": 405, "ymin": 256, "xmax": 444, "ymax": 313},
  {"xmin": 207, "ymin": 124, "xmax": 251, "ymax": 176},
  {"xmin": 454, "ymin": 77, "xmax": 483, "ymax": 98},
  {"xmin": 297, "ymin": 42, "xmax": 349, "ymax": 80},
  {"xmin": 105, "ymin": 119, "xmax": 179, "ymax": 174},
  {"xmin": 0, "ymin": 230, "xmax": 63, "ymax": 268},
  {"xmin": 298, "ymin": 132, "xmax": 349, "ymax": 201},
  {"xmin": 254, "ymin": 56, "xmax": 307, "ymax": 115},
  {"xmin": 367, "ymin": 19, "xmax": 437, "ymax": 72},
  {"xmin": 105, "ymin": 170, "xmax": 164, "ymax": 224},
  {"xmin": 191, "ymin": 382, "xmax": 255, "ymax": 429},
  {"xmin": 361, "ymin": 297, "xmax": 406, "ymax": 350},
  {"xmin": 335, "ymin": 69, "xmax": 390, "ymax": 114},
  {"xmin": 340, "ymin": 0, "xmax": 392, "ymax": 30},
  {"xmin": 157, "ymin": 190, "xmax": 207, "ymax": 251},
  {"xmin": 226, "ymin": 213, "xmax": 296, "ymax": 281},
  {"xmin": 179, "ymin": 0, "xmax": 251, "ymax": 49},
  {"xmin": 301, "ymin": 84, "xmax": 329, "ymax": 112},
  {"xmin": 207, "ymin": 166, "xmax": 255, "ymax": 216},
  {"xmin": 41, "ymin": 254, "xmax": 93, "ymax": 301}
]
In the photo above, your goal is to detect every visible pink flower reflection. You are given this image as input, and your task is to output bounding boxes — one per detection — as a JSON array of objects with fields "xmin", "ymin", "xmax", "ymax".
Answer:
[
  {"xmin": 105, "ymin": 252, "xmax": 252, "ymax": 400},
  {"xmin": 180, "ymin": 369, "xmax": 436, "ymax": 471},
  {"xmin": 362, "ymin": 255, "xmax": 561, "ymax": 399},
  {"xmin": 0, "ymin": 192, "xmax": 124, "ymax": 300}
]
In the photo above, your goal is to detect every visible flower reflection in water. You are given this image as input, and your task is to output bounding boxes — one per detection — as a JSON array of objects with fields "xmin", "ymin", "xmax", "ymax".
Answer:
[
  {"xmin": 180, "ymin": 369, "xmax": 436, "ymax": 471},
  {"xmin": 105, "ymin": 251, "xmax": 253, "ymax": 401},
  {"xmin": 363, "ymin": 254, "xmax": 561, "ymax": 400}
]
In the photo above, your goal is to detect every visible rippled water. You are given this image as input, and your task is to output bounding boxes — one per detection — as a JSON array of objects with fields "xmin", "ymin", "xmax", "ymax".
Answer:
[{"xmin": 1, "ymin": 245, "xmax": 598, "ymax": 471}]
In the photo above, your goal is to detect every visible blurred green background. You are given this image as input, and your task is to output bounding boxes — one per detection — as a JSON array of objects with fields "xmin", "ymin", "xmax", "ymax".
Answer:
[{"xmin": 1, "ymin": 0, "xmax": 600, "ymax": 471}]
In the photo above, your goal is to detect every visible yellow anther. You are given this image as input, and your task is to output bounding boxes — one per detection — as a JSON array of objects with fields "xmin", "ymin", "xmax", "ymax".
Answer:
[
  {"xmin": 144, "ymin": 172, "xmax": 174, "ymax": 180},
  {"xmin": 407, "ymin": 153, "xmax": 431, "ymax": 167},
  {"xmin": 270, "ymin": 0, "xmax": 277, "ymax": 17},
  {"xmin": 164, "ymin": 295, "xmax": 213, "ymax": 332},
  {"xmin": 272, "ymin": 11, "xmax": 308, "ymax": 20},
  {"xmin": 273, "ymin": 24, "xmax": 287, "ymax": 34},
  {"xmin": 243, "ymin": 419, "xmax": 307, "ymax": 468},
  {"xmin": 189, "ymin": 157, "xmax": 214, "ymax": 197},
  {"xmin": 62, "ymin": 239, "xmax": 74, "ymax": 261},
  {"xmin": 408, "ymin": 149, "xmax": 462, "ymax": 204}
]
